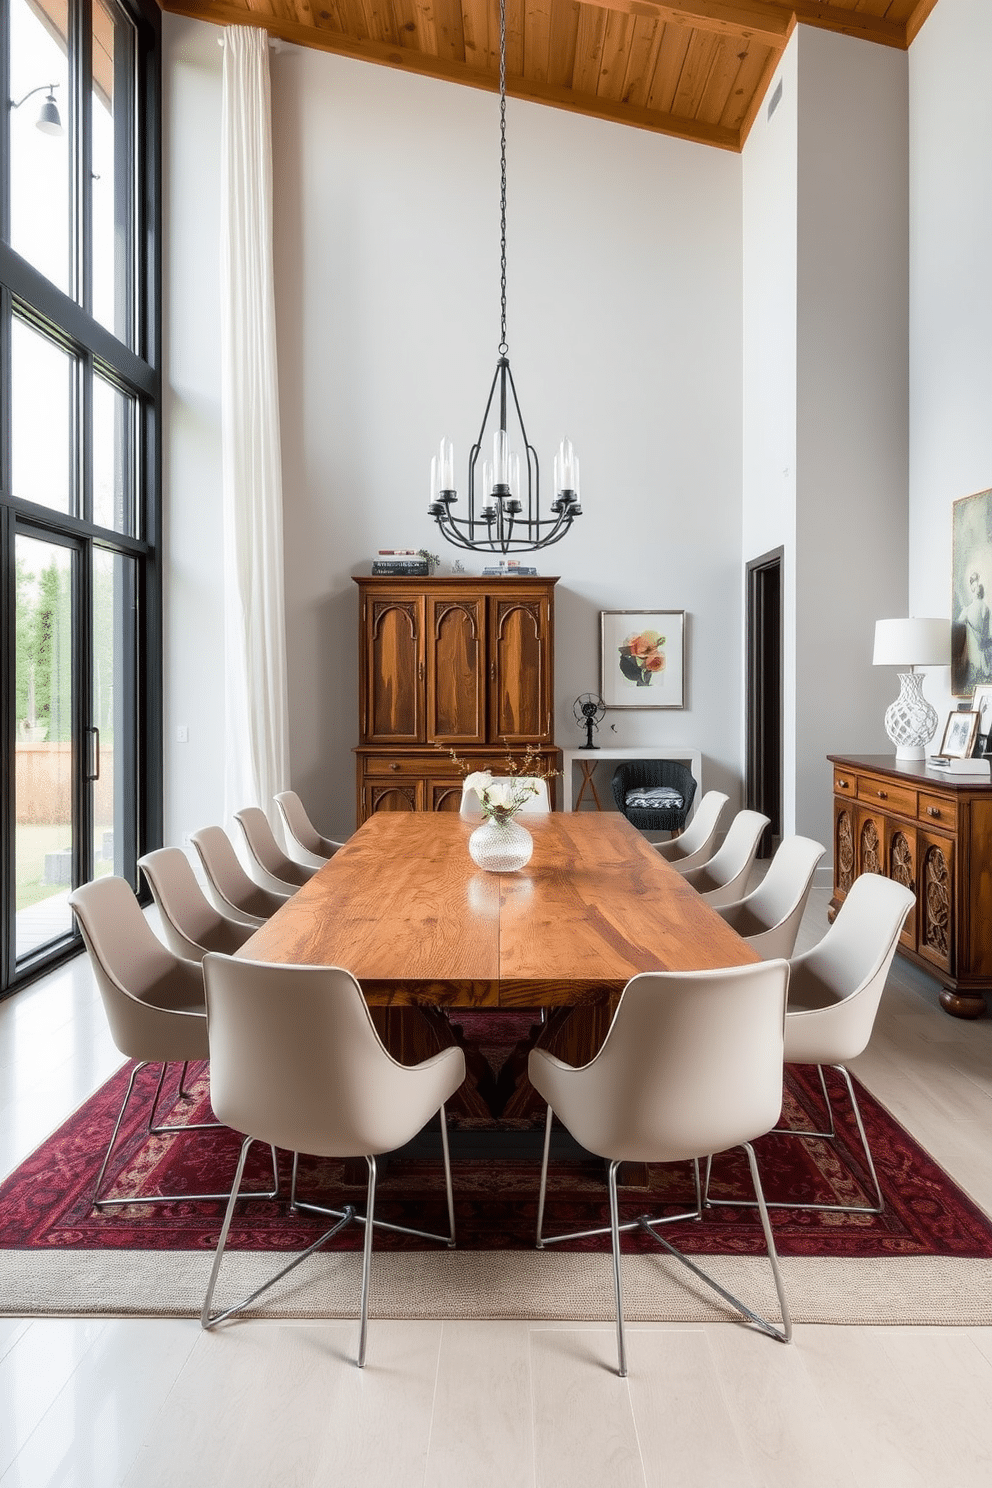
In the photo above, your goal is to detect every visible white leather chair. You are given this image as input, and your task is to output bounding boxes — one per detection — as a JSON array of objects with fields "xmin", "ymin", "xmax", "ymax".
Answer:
[
  {"xmin": 139, "ymin": 847, "xmax": 259, "ymax": 959},
  {"xmin": 235, "ymin": 806, "xmax": 318, "ymax": 890},
  {"xmin": 529, "ymin": 960, "xmax": 792, "ymax": 1376},
  {"xmin": 200, "ymin": 956, "xmax": 466, "ymax": 1367},
  {"xmin": 707, "ymin": 873, "xmax": 915, "ymax": 1218},
  {"xmin": 680, "ymin": 809, "xmax": 770, "ymax": 907},
  {"xmin": 191, "ymin": 826, "xmax": 290, "ymax": 923},
  {"xmin": 67, "ymin": 877, "xmax": 277, "ymax": 1209},
  {"xmin": 651, "ymin": 789, "xmax": 729, "ymax": 870},
  {"xmin": 459, "ymin": 776, "xmax": 551, "ymax": 821},
  {"xmin": 714, "ymin": 836, "xmax": 826, "ymax": 960},
  {"xmin": 274, "ymin": 789, "xmax": 345, "ymax": 865}
]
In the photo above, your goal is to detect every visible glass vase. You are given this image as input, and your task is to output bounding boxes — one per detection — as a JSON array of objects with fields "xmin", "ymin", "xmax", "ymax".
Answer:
[{"xmin": 468, "ymin": 815, "xmax": 534, "ymax": 873}]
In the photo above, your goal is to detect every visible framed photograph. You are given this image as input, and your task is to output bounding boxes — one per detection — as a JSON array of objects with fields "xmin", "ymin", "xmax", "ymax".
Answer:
[
  {"xmin": 951, "ymin": 487, "xmax": 992, "ymax": 697},
  {"xmin": 937, "ymin": 710, "xmax": 980, "ymax": 759},
  {"xmin": 600, "ymin": 610, "xmax": 685, "ymax": 710},
  {"xmin": 972, "ymin": 684, "xmax": 992, "ymax": 751}
]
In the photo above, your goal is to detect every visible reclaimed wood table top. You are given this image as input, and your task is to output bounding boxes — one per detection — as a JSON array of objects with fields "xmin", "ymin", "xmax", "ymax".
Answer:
[{"xmin": 239, "ymin": 811, "xmax": 757, "ymax": 1007}]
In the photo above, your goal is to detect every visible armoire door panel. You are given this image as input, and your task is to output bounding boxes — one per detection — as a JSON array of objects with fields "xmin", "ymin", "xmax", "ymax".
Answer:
[
  {"xmin": 490, "ymin": 597, "xmax": 550, "ymax": 742},
  {"xmin": 364, "ymin": 598, "xmax": 424, "ymax": 744},
  {"xmin": 427, "ymin": 595, "xmax": 485, "ymax": 744}
]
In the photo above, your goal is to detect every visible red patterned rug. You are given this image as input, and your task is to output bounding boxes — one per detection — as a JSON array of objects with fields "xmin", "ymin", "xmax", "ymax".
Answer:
[{"xmin": 3, "ymin": 1013, "xmax": 991, "ymax": 1260}]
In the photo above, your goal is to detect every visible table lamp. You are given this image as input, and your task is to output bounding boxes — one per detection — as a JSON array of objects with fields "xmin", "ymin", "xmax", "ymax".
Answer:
[{"xmin": 872, "ymin": 618, "xmax": 949, "ymax": 761}]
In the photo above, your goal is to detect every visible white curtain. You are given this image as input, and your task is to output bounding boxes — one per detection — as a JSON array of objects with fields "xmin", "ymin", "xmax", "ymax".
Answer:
[{"xmin": 219, "ymin": 26, "xmax": 290, "ymax": 821}]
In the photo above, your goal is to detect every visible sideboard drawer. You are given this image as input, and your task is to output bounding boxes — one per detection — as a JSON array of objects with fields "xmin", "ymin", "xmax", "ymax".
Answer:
[
  {"xmin": 918, "ymin": 792, "xmax": 958, "ymax": 832},
  {"xmin": 833, "ymin": 770, "xmax": 856, "ymax": 797},
  {"xmin": 855, "ymin": 776, "xmax": 917, "ymax": 818}
]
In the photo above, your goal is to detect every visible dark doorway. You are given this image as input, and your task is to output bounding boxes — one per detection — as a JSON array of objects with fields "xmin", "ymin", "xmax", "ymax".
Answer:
[{"xmin": 745, "ymin": 549, "xmax": 783, "ymax": 858}]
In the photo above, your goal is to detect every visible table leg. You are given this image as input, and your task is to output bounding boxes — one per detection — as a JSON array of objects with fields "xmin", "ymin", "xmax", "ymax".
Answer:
[{"xmin": 574, "ymin": 760, "xmax": 604, "ymax": 811}]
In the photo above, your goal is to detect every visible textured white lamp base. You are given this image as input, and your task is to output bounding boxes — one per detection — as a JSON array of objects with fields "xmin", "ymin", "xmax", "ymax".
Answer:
[{"xmin": 884, "ymin": 671, "xmax": 937, "ymax": 762}]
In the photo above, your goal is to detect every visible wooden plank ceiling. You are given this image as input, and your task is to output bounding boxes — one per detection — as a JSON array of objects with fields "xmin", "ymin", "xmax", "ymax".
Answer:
[{"xmin": 158, "ymin": 0, "xmax": 940, "ymax": 151}]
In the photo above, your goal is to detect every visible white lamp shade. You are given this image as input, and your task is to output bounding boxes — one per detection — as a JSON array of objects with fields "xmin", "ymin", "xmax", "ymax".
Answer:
[{"xmin": 873, "ymin": 618, "xmax": 949, "ymax": 668}]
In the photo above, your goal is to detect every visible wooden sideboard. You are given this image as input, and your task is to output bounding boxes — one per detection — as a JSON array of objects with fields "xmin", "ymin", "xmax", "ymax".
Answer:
[
  {"xmin": 828, "ymin": 753, "xmax": 992, "ymax": 1019},
  {"xmin": 354, "ymin": 575, "xmax": 560, "ymax": 822}
]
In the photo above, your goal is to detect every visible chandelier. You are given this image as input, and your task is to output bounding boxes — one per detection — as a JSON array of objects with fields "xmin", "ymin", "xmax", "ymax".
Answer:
[{"xmin": 428, "ymin": 0, "xmax": 582, "ymax": 554}]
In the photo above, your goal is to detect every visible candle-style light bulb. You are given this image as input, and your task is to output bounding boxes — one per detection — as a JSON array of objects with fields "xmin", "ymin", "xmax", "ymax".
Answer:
[
  {"xmin": 439, "ymin": 437, "xmax": 455, "ymax": 492},
  {"xmin": 493, "ymin": 429, "xmax": 509, "ymax": 488}
]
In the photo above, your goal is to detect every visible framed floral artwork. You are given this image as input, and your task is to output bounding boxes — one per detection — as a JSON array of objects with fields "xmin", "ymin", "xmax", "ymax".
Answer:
[{"xmin": 600, "ymin": 610, "xmax": 685, "ymax": 709}]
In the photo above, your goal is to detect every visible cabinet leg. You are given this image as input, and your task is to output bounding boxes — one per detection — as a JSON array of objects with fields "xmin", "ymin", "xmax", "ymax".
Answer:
[{"xmin": 939, "ymin": 987, "xmax": 986, "ymax": 1019}]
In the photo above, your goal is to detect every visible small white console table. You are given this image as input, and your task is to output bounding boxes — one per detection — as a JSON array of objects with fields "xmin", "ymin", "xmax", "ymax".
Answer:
[{"xmin": 561, "ymin": 745, "xmax": 703, "ymax": 813}]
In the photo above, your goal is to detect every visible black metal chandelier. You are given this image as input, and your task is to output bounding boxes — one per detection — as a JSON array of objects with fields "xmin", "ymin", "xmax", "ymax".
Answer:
[{"xmin": 428, "ymin": 0, "xmax": 582, "ymax": 555}]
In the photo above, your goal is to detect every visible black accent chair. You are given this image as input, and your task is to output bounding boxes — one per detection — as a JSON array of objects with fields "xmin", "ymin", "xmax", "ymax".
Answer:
[{"xmin": 611, "ymin": 761, "xmax": 697, "ymax": 835}]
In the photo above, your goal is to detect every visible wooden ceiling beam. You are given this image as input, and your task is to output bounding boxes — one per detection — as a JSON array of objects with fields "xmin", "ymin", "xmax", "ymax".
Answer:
[
  {"xmin": 569, "ymin": 0, "xmax": 790, "ymax": 49},
  {"xmin": 570, "ymin": 0, "xmax": 913, "ymax": 51},
  {"xmin": 161, "ymin": 0, "xmax": 742, "ymax": 147}
]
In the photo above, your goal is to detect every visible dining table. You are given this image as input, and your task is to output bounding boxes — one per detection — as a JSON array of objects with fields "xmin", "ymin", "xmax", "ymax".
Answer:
[
  {"xmin": 240, "ymin": 812, "xmax": 758, "ymax": 1122},
  {"xmin": 239, "ymin": 810, "xmax": 757, "ymax": 1004}
]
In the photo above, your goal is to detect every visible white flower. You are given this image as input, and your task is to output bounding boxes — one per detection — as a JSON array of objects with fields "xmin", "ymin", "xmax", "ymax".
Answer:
[
  {"xmin": 463, "ymin": 771, "xmax": 493, "ymax": 798},
  {"xmin": 485, "ymin": 781, "xmax": 515, "ymax": 811}
]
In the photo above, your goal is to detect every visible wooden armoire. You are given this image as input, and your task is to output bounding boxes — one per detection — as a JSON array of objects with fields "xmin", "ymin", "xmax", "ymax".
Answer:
[{"xmin": 354, "ymin": 575, "xmax": 559, "ymax": 821}]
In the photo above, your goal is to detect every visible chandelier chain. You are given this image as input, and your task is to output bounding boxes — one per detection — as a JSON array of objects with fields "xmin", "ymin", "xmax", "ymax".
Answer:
[{"xmin": 498, "ymin": 0, "xmax": 508, "ymax": 357}]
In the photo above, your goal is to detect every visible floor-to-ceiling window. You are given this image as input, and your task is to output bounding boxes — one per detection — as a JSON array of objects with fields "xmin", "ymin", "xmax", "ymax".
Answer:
[{"xmin": 1, "ymin": 0, "xmax": 160, "ymax": 993}]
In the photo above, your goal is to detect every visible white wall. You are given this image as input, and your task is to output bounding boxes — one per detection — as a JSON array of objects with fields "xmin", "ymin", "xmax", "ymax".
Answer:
[
  {"xmin": 794, "ymin": 26, "xmax": 910, "ymax": 851},
  {"xmin": 742, "ymin": 39, "xmax": 799, "ymax": 835},
  {"xmin": 743, "ymin": 27, "xmax": 910, "ymax": 854},
  {"xmin": 163, "ymin": 18, "xmax": 744, "ymax": 841},
  {"xmin": 908, "ymin": 0, "xmax": 992, "ymax": 722}
]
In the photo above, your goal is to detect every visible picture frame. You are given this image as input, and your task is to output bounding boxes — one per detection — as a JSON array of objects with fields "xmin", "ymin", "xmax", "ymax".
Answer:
[
  {"xmin": 972, "ymin": 684, "xmax": 992, "ymax": 753},
  {"xmin": 600, "ymin": 610, "xmax": 685, "ymax": 710},
  {"xmin": 937, "ymin": 710, "xmax": 980, "ymax": 759},
  {"xmin": 951, "ymin": 487, "xmax": 992, "ymax": 697}
]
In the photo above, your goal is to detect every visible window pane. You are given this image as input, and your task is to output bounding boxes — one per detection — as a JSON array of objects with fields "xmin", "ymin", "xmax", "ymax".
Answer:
[
  {"xmin": 92, "ymin": 0, "xmax": 136, "ymax": 343},
  {"xmin": 11, "ymin": 317, "xmax": 75, "ymax": 515},
  {"xmin": 93, "ymin": 374, "xmax": 135, "ymax": 533},
  {"xmin": 9, "ymin": 0, "xmax": 72, "ymax": 297},
  {"xmin": 15, "ymin": 535, "xmax": 75, "ymax": 960},
  {"xmin": 92, "ymin": 549, "xmax": 136, "ymax": 882}
]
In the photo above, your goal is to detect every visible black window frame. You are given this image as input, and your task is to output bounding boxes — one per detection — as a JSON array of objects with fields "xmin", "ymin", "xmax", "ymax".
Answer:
[{"xmin": 0, "ymin": 0, "xmax": 161, "ymax": 997}]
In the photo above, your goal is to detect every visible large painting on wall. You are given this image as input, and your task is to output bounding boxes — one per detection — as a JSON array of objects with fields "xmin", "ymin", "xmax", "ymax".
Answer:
[{"xmin": 952, "ymin": 488, "xmax": 992, "ymax": 698}]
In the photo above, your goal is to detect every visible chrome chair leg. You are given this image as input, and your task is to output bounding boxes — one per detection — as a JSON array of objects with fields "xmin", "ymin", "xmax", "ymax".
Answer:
[
  {"xmin": 94, "ymin": 1062, "xmax": 279, "ymax": 1209},
  {"xmin": 705, "ymin": 1063, "xmax": 884, "ymax": 1216},
  {"xmin": 202, "ymin": 1136, "xmax": 354, "ymax": 1330},
  {"xmin": 293, "ymin": 1106, "xmax": 458, "ymax": 1247},
  {"xmin": 607, "ymin": 1159, "xmax": 627, "ymax": 1378},
  {"xmin": 536, "ymin": 1102, "xmax": 702, "ymax": 1251},
  {"xmin": 640, "ymin": 1141, "xmax": 791, "ymax": 1345},
  {"xmin": 147, "ymin": 1060, "xmax": 219, "ymax": 1137},
  {"xmin": 358, "ymin": 1156, "xmax": 377, "ymax": 1368}
]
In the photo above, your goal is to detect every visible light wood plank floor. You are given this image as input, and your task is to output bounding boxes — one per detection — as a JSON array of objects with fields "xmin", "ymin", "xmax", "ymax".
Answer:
[{"xmin": 1, "ymin": 885, "xmax": 992, "ymax": 1487}]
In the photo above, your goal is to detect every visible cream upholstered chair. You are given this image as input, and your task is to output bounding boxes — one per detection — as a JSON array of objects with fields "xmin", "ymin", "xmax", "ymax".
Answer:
[
  {"xmin": 67, "ymin": 877, "xmax": 277, "ymax": 1209},
  {"xmin": 235, "ymin": 806, "xmax": 318, "ymax": 890},
  {"xmin": 274, "ymin": 789, "xmax": 344, "ymax": 865},
  {"xmin": 679, "ymin": 809, "xmax": 770, "ymax": 907},
  {"xmin": 459, "ymin": 776, "xmax": 551, "ymax": 820},
  {"xmin": 529, "ymin": 960, "xmax": 792, "ymax": 1377},
  {"xmin": 651, "ymin": 789, "xmax": 729, "ymax": 869},
  {"xmin": 139, "ymin": 847, "xmax": 259, "ymax": 960},
  {"xmin": 714, "ymin": 836, "xmax": 826, "ymax": 960},
  {"xmin": 707, "ymin": 873, "xmax": 914, "ymax": 1218},
  {"xmin": 191, "ymin": 826, "xmax": 290, "ymax": 923},
  {"xmin": 200, "ymin": 956, "xmax": 466, "ymax": 1367}
]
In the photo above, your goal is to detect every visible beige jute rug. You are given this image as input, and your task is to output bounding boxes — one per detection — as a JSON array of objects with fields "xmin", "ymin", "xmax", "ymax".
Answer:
[{"xmin": 3, "ymin": 1247, "xmax": 992, "ymax": 1325}]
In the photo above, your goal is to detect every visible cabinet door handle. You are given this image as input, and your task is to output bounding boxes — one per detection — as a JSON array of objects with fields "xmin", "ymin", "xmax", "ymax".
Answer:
[
  {"xmin": 418, "ymin": 660, "xmax": 425, "ymax": 682},
  {"xmin": 490, "ymin": 661, "xmax": 497, "ymax": 682}
]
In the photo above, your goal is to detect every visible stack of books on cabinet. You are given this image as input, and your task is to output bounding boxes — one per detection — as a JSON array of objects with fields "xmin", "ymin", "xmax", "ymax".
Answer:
[{"xmin": 371, "ymin": 550, "xmax": 428, "ymax": 576}]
